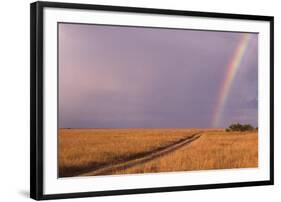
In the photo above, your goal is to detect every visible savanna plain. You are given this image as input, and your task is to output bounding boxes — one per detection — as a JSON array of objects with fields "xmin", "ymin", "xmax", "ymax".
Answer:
[{"xmin": 59, "ymin": 128, "xmax": 258, "ymax": 177}]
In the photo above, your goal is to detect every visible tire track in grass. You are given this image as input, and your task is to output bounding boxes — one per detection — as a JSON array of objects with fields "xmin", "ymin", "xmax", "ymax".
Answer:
[{"xmin": 79, "ymin": 132, "xmax": 202, "ymax": 176}]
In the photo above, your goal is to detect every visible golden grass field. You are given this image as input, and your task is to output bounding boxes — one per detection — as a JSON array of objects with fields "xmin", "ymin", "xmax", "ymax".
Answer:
[{"xmin": 59, "ymin": 128, "xmax": 258, "ymax": 177}]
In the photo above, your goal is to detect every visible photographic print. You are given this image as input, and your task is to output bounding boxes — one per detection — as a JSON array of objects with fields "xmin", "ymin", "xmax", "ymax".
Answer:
[
  {"xmin": 30, "ymin": 1, "xmax": 273, "ymax": 200},
  {"xmin": 58, "ymin": 23, "xmax": 258, "ymax": 178}
]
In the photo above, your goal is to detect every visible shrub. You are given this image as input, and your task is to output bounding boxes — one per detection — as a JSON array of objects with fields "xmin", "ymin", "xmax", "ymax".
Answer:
[{"xmin": 226, "ymin": 123, "xmax": 254, "ymax": 132}]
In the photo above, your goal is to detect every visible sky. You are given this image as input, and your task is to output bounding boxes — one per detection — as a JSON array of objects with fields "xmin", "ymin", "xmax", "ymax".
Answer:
[{"xmin": 58, "ymin": 23, "xmax": 258, "ymax": 128}]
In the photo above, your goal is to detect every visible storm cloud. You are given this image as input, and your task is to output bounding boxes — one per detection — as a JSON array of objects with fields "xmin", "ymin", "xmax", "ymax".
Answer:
[{"xmin": 59, "ymin": 23, "xmax": 258, "ymax": 128}]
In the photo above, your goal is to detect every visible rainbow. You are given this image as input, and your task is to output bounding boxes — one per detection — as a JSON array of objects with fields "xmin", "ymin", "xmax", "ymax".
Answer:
[{"xmin": 211, "ymin": 34, "xmax": 251, "ymax": 128}]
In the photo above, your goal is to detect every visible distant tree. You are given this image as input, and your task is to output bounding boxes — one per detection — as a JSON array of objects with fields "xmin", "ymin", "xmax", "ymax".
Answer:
[
  {"xmin": 228, "ymin": 123, "xmax": 242, "ymax": 131},
  {"xmin": 226, "ymin": 123, "xmax": 254, "ymax": 132},
  {"xmin": 242, "ymin": 124, "xmax": 254, "ymax": 131}
]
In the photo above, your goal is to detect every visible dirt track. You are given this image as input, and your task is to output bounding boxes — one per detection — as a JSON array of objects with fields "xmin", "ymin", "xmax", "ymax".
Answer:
[{"xmin": 79, "ymin": 132, "xmax": 202, "ymax": 176}]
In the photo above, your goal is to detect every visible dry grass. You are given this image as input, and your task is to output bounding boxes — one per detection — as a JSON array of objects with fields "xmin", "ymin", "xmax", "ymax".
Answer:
[
  {"xmin": 59, "ymin": 129, "xmax": 258, "ymax": 177},
  {"xmin": 59, "ymin": 128, "xmax": 198, "ymax": 177},
  {"xmin": 113, "ymin": 131, "xmax": 258, "ymax": 175}
]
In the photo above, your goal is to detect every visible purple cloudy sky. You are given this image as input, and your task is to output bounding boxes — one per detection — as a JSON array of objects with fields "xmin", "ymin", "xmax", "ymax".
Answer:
[{"xmin": 58, "ymin": 23, "xmax": 258, "ymax": 128}]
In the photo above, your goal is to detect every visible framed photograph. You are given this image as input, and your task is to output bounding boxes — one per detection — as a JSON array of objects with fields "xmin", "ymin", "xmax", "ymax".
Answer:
[{"xmin": 30, "ymin": 1, "xmax": 274, "ymax": 200}]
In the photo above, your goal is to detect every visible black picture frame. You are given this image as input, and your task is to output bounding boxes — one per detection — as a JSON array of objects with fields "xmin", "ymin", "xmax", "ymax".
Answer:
[{"xmin": 30, "ymin": 1, "xmax": 274, "ymax": 200}]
